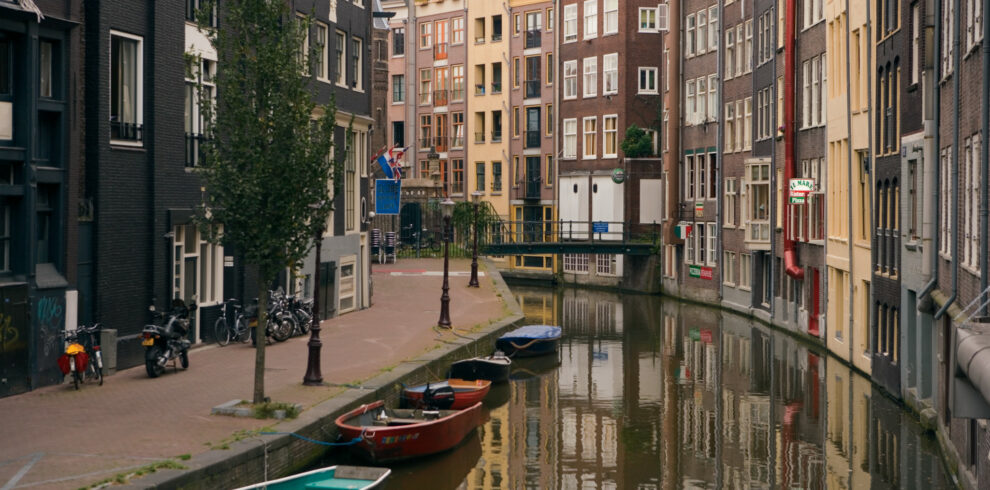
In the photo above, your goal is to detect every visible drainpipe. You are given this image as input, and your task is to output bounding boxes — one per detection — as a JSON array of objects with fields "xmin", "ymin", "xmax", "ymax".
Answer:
[
  {"xmin": 935, "ymin": 0, "xmax": 960, "ymax": 320},
  {"xmin": 782, "ymin": 0, "xmax": 803, "ymax": 280},
  {"xmin": 919, "ymin": 0, "xmax": 940, "ymax": 306},
  {"xmin": 716, "ymin": 0, "xmax": 724, "ymax": 295},
  {"xmin": 843, "ymin": 0, "xmax": 854, "ymax": 361},
  {"xmin": 981, "ymin": 0, "xmax": 989, "ymax": 314}
]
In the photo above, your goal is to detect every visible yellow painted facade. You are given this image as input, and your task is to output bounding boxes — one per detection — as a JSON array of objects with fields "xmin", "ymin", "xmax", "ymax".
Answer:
[
  {"xmin": 824, "ymin": 0, "xmax": 871, "ymax": 374},
  {"xmin": 466, "ymin": 0, "xmax": 510, "ymax": 221}
]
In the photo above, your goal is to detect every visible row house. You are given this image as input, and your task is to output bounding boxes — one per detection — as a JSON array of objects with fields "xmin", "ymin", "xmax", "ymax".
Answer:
[
  {"xmin": 0, "ymin": 0, "xmax": 84, "ymax": 396},
  {"xmin": 508, "ymin": 0, "xmax": 555, "ymax": 273},
  {"xmin": 557, "ymin": 0, "xmax": 665, "ymax": 287}
]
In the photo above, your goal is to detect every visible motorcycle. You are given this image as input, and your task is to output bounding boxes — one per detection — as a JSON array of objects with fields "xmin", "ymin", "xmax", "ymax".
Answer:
[
  {"xmin": 142, "ymin": 298, "xmax": 197, "ymax": 378},
  {"xmin": 248, "ymin": 290, "xmax": 297, "ymax": 344},
  {"xmin": 287, "ymin": 294, "xmax": 314, "ymax": 336}
]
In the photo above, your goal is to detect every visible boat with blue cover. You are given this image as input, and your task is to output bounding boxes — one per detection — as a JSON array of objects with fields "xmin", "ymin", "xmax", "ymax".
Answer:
[
  {"xmin": 494, "ymin": 325, "xmax": 562, "ymax": 357},
  {"xmin": 234, "ymin": 465, "xmax": 390, "ymax": 489}
]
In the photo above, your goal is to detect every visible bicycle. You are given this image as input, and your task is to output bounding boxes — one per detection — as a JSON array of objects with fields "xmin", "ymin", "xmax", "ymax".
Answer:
[
  {"xmin": 58, "ymin": 324, "xmax": 104, "ymax": 389},
  {"xmin": 214, "ymin": 298, "xmax": 250, "ymax": 346}
]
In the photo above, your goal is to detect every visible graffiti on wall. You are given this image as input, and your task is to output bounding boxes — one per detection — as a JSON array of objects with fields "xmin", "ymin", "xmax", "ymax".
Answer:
[{"xmin": 0, "ymin": 312, "xmax": 23, "ymax": 351}]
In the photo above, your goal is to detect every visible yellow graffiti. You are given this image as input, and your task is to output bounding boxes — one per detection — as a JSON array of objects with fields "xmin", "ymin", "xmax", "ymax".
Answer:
[{"xmin": 0, "ymin": 313, "xmax": 24, "ymax": 352}]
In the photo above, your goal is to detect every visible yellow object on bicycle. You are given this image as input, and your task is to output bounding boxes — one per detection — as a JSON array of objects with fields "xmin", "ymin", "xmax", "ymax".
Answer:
[{"xmin": 66, "ymin": 343, "xmax": 85, "ymax": 355}]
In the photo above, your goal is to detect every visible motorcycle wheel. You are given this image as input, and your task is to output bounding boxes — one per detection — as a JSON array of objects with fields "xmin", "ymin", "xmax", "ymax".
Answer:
[
  {"xmin": 146, "ymin": 346, "xmax": 165, "ymax": 378},
  {"xmin": 180, "ymin": 350, "xmax": 189, "ymax": 369},
  {"xmin": 214, "ymin": 317, "xmax": 230, "ymax": 346},
  {"xmin": 271, "ymin": 314, "xmax": 294, "ymax": 342},
  {"xmin": 299, "ymin": 314, "xmax": 311, "ymax": 335}
]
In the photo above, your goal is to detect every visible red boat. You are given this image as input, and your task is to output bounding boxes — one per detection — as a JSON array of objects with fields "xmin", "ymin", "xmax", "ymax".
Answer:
[
  {"xmin": 401, "ymin": 378, "xmax": 492, "ymax": 410},
  {"xmin": 335, "ymin": 400, "xmax": 483, "ymax": 463}
]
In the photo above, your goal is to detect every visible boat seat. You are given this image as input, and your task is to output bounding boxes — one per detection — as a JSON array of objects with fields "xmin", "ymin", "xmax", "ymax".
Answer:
[
  {"xmin": 383, "ymin": 417, "xmax": 423, "ymax": 426},
  {"xmin": 304, "ymin": 478, "xmax": 376, "ymax": 489}
]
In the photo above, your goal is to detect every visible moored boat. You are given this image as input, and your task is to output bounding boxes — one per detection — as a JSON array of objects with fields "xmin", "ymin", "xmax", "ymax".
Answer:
[
  {"xmin": 448, "ymin": 352, "xmax": 512, "ymax": 383},
  {"xmin": 494, "ymin": 325, "xmax": 562, "ymax": 357},
  {"xmin": 402, "ymin": 378, "xmax": 492, "ymax": 410},
  {"xmin": 334, "ymin": 400, "xmax": 483, "ymax": 463},
  {"xmin": 233, "ymin": 465, "xmax": 390, "ymax": 490}
]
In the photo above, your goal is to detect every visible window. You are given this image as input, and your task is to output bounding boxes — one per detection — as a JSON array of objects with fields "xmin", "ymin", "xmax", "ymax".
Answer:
[
  {"xmin": 564, "ymin": 118, "xmax": 577, "ymax": 158},
  {"xmin": 564, "ymin": 4, "xmax": 578, "ymax": 42},
  {"xmin": 638, "ymin": 67, "xmax": 658, "ymax": 94},
  {"xmin": 546, "ymin": 53, "xmax": 554, "ymax": 85},
  {"xmin": 452, "ymin": 111, "xmax": 464, "ymax": 147},
  {"xmin": 564, "ymin": 60, "xmax": 578, "ymax": 99},
  {"xmin": 686, "ymin": 80, "xmax": 696, "ymax": 125},
  {"xmin": 548, "ymin": 7, "xmax": 554, "ymax": 31},
  {"xmin": 514, "ymin": 13, "xmax": 522, "ymax": 36},
  {"xmin": 801, "ymin": 54, "xmax": 825, "ymax": 127},
  {"xmin": 911, "ymin": 5, "xmax": 920, "ymax": 84},
  {"xmin": 392, "ymin": 74, "xmax": 404, "ymax": 103},
  {"xmin": 603, "ymin": 115, "xmax": 618, "ymax": 158},
  {"xmin": 351, "ymin": 37, "xmax": 362, "ymax": 89},
  {"xmin": 940, "ymin": 147, "xmax": 952, "ymax": 257},
  {"xmin": 725, "ymin": 178, "xmax": 737, "ymax": 226},
  {"xmin": 603, "ymin": 53, "xmax": 618, "ymax": 95},
  {"xmin": 686, "ymin": 154, "xmax": 695, "ymax": 200},
  {"xmin": 169, "ymin": 223, "xmax": 224, "ymax": 308},
  {"xmin": 687, "ymin": 14, "xmax": 696, "ymax": 56},
  {"xmin": 745, "ymin": 19, "xmax": 754, "ymax": 72},
  {"xmin": 597, "ymin": 254, "xmax": 618, "ymax": 275},
  {"xmin": 39, "ymin": 40, "xmax": 55, "ymax": 98},
  {"xmin": 740, "ymin": 254, "xmax": 752, "ymax": 290},
  {"xmin": 640, "ymin": 7, "xmax": 658, "ymax": 31},
  {"xmin": 965, "ymin": 134, "xmax": 981, "ymax": 270},
  {"xmin": 297, "ymin": 14, "xmax": 309, "ymax": 71},
  {"xmin": 419, "ymin": 68, "xmax": 431, "ymax": 104},
  {"xmin": 475, "ymin": 161, "xmax": 485, "ymax": 192},
  {"xmin": 697, "ymin": 153, "xmax": 707, "ymax": 199},
  {"xmin": 583, "ymin": 117, "xmax": 597, "ymax": 159},
  {"xmin": 335, "ymin": 31, "xmax": 346, "ymax": 85},
  {"xmin": 492, "ymin": 161, "xmax": 503, "ymax": 192},
  {"xmin": 492, "ymin": 15, "xmax": 502, "ymax": 41},
  {"xmin": 311, "ymin": 23, "xmax": 328, "ymax": 81},
  {"xmin": 453, "ymin": 17, "xmax": 464, "ymax": 45},
  {"xmin": 804, "ymin": 0, "xmax": 824, "ymax": 29},
  {"xmin": 745, "ymin": 162, "xmax": 771, "ymax": 244},
  {"xmin": 546, "ymin": 103, "xmax": 554, "ymax": 135},
  {"xmin": 725, "ymin": 103, "xmax": 736, "ymax": 151},
  {"xmin": 744, "ymin": 97, "xmax": 752, "ymax": 149},
  {"xmin": 709, "ymin": 6, "xmax": 719, "ymax": 50},
  {"xmin": 726, "ymin": 27, "xmax": 736, "ymax": 79},
  {"xmin": 696, "ymin": 77, "xmax": 707, "ymax": 122},
  {"xmin": 583, "ymin": 57, "xmax": 597, "ymax": 97},
  {"xmin": 584, "ymin": 0, "xmax": 598, "ymax": 39},
  {"xmin": 452, "ymin": 64, "xmax": 465, "ymax": 100},
  {"xmin": 604, "ymin": 0, "xmax": 618, "ymax": 34},
  {"xmin": 393, "ymin": 27, "xmax": 405, "ymax": 56},
  {"xmin": 338, "ymin": 257, "xmax": 356, "ymax": 313},
  {"xmin": 111, "ymin": 31, "xmax": 143, "ymax": 143},
  {"xmin": 420, "ymin": 21, "xmax": 432, "ymax": 48},
  {"xmin": 942, "ymin": 0, "xmax": 954, "ymax": 77},
  {"xmin": 513, "ymin": 106, "xmax": 520, "ymax": 137},
  {"xmin": 451, "ymin": 160, "xmax": 465, "ymax": 194},
  {"xmin": 420, "ymin": 114, "xmax": 432, "ymax": 149},
  {"xmin": 545, "ymin": 155, "xmax": 554, "ymax": 185},
  {"xmin": 513, "ymin": 56, "xmax": 520, "ymax": 88},
  {"xmin": 708, "ymin": 74, "xmax": 717, "ymax": 121},
  {"xmin": 724, "ymin": 252, "xmax": 736, "ymax": 286},
  {"xmin": 707, "ymin": 223, "xmax": 718, "ymax": 265},
  {"xmin": 697, "ymin": 10, "xmax": 707, "ymax": 54},
  {"xmin": 564, "ymin": 253, "xmax": 590, "ymax": 273}
]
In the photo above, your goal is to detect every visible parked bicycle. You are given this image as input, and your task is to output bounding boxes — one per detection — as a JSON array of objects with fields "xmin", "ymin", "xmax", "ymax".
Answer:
[
  {"xmin": 214, "ymin": 298, "xmax": 250, "ymax": 346},
  {"xmin": 57, "ymin": 323, "xmax": 104, "ymax": 389}
]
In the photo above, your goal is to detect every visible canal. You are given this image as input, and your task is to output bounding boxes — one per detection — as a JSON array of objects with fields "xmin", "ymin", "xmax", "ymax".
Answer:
[{"xmin": 339, "ymin": 285, "xmax": 953, "ymax": 488}]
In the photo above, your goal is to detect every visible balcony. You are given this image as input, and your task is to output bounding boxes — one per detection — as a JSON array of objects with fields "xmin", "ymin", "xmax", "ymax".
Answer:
[
  {"xmin": 475, "ymin": 84, "xmax": 486, "ymax": 96},
  {"xmin": 524, "ymin": 80, "xmax": 540, "ymax": 99},
  {"xmin": 474, "ymin": 132, "xmax": 486, "ymax": 143},
  {"xmin": 524, "ymin": 130, "xmax": 541, "ymax": 149},
  {"xmin": 525, "ymin": 175, "xmax": 541, "ymax": 199},
  {"xmin": 491, "ymin": 129, "xmax": 503, "ymax": 142},
  {"xmin": 451, "ymin": 88, "xmax": 465, "ymax": 101},
  {"xmin": 111, "ymin": 121, "xmax": 143, "ymax": 142},
  {"xmin": 433, "ymin": 136, "xmax": 449, "ymax": 152},
  {"xmin": 434, "ymin": 43, "xmax": 448, "ymax": 61},
  {"xmin": 491, "ymin": 82, "xmax": 502, "ymax": 94},
  {"xmin": 433, "ymin": 89, "xmax": 449, "ymax": 106},
  {"xmin": 419, "ymin": 136, "xmax": 432, "ymax": 148},
  {"xmin": 525, "ymin": 30, "xmax": 541, "ymax": 49},
  {"xmin": 185, "ymin": 132, "xmax": 205, "ymax": 167}
]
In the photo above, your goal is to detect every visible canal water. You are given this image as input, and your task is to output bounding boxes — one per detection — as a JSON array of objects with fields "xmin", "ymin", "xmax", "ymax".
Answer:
[{"xmin": 334, "ymin": 285, "xmax": 953, "ymax": 489}]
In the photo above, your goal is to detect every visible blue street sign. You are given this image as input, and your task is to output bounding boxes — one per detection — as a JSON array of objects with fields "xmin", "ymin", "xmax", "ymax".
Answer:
[
  {"xmin": 592, "ymin": 222, "xmax": 609, "ymax": 233},
  {"xmin": 375, "ymin": 179, "xmax": 401, "ymax": 215}
]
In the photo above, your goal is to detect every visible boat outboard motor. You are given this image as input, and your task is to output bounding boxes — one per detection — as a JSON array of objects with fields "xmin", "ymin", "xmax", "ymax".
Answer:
[{"xmin": 421, "ymin": 384, "xmax": 456, "ymax": 410}]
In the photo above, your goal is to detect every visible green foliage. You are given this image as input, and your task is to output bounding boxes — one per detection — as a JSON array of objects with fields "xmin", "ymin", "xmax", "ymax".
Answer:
[
  {"xmin": 620, "ymin": 124, "xmax": 655, "ymax": 158},
  {"xmin": 194, "ymin": 0, "xmax": 338, "ymax": 283},
  {"xmin": 451, "ymin": 200, "xmax": 500, "ymax": 246},
  {"xmin": 252, "ymin": 401, "xmax": 301, "ymax": 419}
]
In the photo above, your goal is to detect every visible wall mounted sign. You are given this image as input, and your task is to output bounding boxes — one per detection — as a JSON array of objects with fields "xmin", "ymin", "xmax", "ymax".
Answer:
[{"xmin": 611, "ymin": 168, "xmax": 626, "ymax": 184}]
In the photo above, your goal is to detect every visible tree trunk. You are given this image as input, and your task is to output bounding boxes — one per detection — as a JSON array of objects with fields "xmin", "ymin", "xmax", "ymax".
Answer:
[{"xmin": 253, "ymin": 280, "xmax": 267, "ymax": 404}]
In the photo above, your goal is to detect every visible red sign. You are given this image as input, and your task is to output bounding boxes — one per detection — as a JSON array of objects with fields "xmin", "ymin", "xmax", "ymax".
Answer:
[
  {"xmin": 699, "ymin": 267, "xmax": 714, "ymax": 280},
  {"xmin": 700, "ymin": 329, "xmax": 713, "ymax": 344}
]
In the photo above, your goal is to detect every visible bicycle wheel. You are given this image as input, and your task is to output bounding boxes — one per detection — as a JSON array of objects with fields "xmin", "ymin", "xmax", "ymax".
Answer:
[
  {"xmin": 87, "ymin": 353, "xmax": 103, "ymax": 386},
  {"xmin": 236, "ymin": 316, "xmax": 251, "ymax": 343},
  {"xmin": 214, "ymin": 317, "xmax": 230, "ymax": 346},
  {"xmin": 71, "ymin": 358, "xmax": 81, "ymax": 390}
]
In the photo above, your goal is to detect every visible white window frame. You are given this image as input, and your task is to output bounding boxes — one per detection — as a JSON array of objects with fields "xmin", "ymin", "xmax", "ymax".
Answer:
[
  {"xmin": 351, "ymin": 37, "xmax": 363, "ymax": 91},
  {"xmin": 583, "ymin": 56, "xmax": 597, "ymax": 98},
  {"xmin": 686, "ymin": 79, "xmax": 696, "ymax": 125},
  {"xmin": 392, "ymin": 74, "xmax": 404, "ymax": 103},
  {"xmin": 739, "ymin": 253, "xmax": 752, "ymax": 290},
  {"xmin": 603, "ymin": 114, "xmax": 618, "ymax": 158},
  {"xmin": 335, "ymin": 30, "xmax": 347, "ymax": 86},
  {"xmin": 564, "ymin": 4, "xmax": 578, "ymax": 42},
  {"xmin": 723, "ymin": 251, "xmax": 736, "ymax": 286},
  {"xmin": 603, "ymin": 53, "xmax": 618, "ymax": 95},
  {"xmin": 707, "ymin": 222, "xmax": 717, "ymax": 266},
  {"xmin": 709, "ymin": 6, "xmax": 719, "ymax": 50},
  {"xmin": 584, "ymin": 0, "xmax": 598, "ymax": 40},
  {"xmin": 564, "ymin": 253, "xmax": 590, "ymax": 273},
  {"xmin": 745, "ymin": 19, "xmax": 754, "ymax": 73},
  {"xmin": 110, "ymin": 30, "xmax": 144, "ymax": 146},
  {"xmin": 940, "ymin": 148, "xmax": 952, "ymax": 257},
  {"xmin": 686, "ymin": 14, "xmax": 696, "ymax": 57},
  {"xmin": 604, "ymin": 0, "xmax": 618, "ymax": 35},
  {"xmin": 583, "ymin": 116, "xmax": 597, "ymax": 159},
  {"xmin": 724, "ymin": 177, "xmax": 737, "ymax": 227},
  {"xmin": 638, "ymin": 67, "xmax": 658, "ymax": 94},
  {"xmin": 315, "ymin": 21, "xmax": 329, "ymax": 81},
  {"xmin": 563, "ymin": 60, "xmax": 578, "ymax": 99},
  {"xmin": 708, "ymin": 74, "xmax": 718, "ymax": 121},
  {"xmin": 563, "ymin": 118, "xmax": 578, "ymax": 159},
  {"xmin": 639, "ymin": 7, "xmax": 658, "ymax": 32},
  {"xmin": 697, "ymin": 9, "xmax": 708, "ymax": 54},
  {"xmin": 338, "ymin": 255, "xmax": 357, "ymax": 313}
]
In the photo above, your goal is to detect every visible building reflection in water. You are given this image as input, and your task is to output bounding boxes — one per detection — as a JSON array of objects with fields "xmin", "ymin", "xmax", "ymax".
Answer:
[{"xmin": 389, "ymin": 286, "xmax": 950, "ymax": 489}]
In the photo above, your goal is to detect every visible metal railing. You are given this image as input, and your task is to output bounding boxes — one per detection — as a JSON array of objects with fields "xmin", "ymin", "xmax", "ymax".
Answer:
[
  {"xmin": 525, "ymin": 176, "xmax": 541, "ymax": 199},
  {"xmin": 524, "ymin": 130, "xmax": 541, "ymax": 149},
  {"xmin": 474, "ymin": 131, "xmax": 486, "ymax": 143},
  {"xmin": 491, "ymin": 82, "xmax": 502, "ymax": 93},
  {"xmin": 524, "ymin": 80, "xmax": 541, "ymax": 99},
  {"xmin": 525, "ymin": 30, "xmax": 541, "ymax": 48},
  {"xmin": 434, "ymin": 43, "xmax": 448, "ymax": 60},
  {"xmin": 475, "ymin": 84, "xmax": 486, "ymax": 96},
  {"xmin": 479, "ymin": 219, "xmax": 660, "ymax": 255},
  {"xmin": 433, "ymin": 89, "xmax": 449, "ymax": 106},
  {"xmin": 111, "ymin": 121, "xmax": 143, "ymax": 141},
  {"xmin": 491, "ymin": 129, "xmax": 503, "ymax": 142}
]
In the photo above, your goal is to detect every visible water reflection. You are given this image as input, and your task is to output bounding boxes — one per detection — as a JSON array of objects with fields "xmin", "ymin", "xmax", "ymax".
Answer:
[{"xmin": 379, "ymin": 286, "xmax": 950, "ymax": 489}]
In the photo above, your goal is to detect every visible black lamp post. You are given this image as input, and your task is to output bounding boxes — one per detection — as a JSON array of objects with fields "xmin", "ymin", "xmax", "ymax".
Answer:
[
  {"xmin": 468, "ymin": 191, "xmax": 481, "ymax": 287},
  {"xmin": 303, "ymin": 202, "xmax": 326, "ymax": 386},
  {"xmin": 438, "ymin": 197, "xmax": 455, "ymax": 328}
]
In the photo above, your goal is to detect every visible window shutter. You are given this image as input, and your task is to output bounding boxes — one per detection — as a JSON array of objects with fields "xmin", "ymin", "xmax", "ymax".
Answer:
[{"xmin": 657, "ymin": 4, "xmax": 670, "ymax": 31}]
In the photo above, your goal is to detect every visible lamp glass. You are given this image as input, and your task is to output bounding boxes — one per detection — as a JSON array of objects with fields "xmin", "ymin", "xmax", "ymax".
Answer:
[{"xmin": 440, "ymin": 198, "xmax": 455, "ymax": 218}]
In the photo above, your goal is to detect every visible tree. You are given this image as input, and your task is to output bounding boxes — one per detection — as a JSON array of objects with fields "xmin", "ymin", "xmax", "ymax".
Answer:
[
  {"xmin": 620, "ymin": 124, "xmax": 655, "ymax": 158},
  {"xmin": 195, "ymin": 0, "xmax": 338, "ymax": 403}
]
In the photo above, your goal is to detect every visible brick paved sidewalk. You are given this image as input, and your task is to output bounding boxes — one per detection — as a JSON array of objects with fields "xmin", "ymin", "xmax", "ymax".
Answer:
[{"xmin": 0, "ymin": 259, "xmax": 506, "ymax": 490}]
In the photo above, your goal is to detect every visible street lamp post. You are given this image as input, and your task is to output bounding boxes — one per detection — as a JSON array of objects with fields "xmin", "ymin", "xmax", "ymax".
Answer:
[
  {"xmin": 468, "ymin": 191, "xmax": 482, "ymax": 287},
  {"xmin": 303, "ymin": 202, "xmax": 326, "ymax": 386},
  {"xmin": 438, "ymin": 198, "xmax": 455, "ymax": 328}
]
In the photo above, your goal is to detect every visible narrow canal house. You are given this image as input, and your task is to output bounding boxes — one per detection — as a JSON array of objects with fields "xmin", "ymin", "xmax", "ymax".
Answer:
[
  {"xmin": 675, "ymin": 0, "xmax": 720, "ymax": 302},
  {"xmin": 0, "ymin": 1, "xmax": 83, "ymax": 396},
  {"xmin": 556, "ymin": 0, "xmax": 664, "ymax": 288},
  {"xmin": 719, "ymin": 0, "xmax": 755, "ymax": 316},
  {"xmin": 506, "ymin": 0, "xmax": 556, "ymax": 276},
  {"xmin": 660, "ymin": 0, "xmax": 681, "ymax": 291}
]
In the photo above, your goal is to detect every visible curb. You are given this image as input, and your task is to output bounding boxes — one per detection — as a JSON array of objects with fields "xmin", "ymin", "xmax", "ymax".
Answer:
[{"xmin": 122, "ymin": 259, "xmax": 524, "ymax": 489}]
